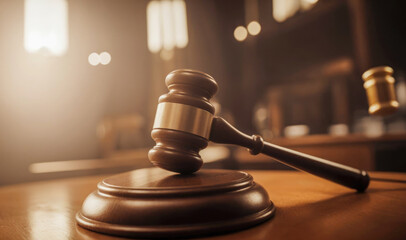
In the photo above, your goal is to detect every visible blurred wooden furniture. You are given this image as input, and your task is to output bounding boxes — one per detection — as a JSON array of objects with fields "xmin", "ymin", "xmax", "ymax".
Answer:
[
  {"xmin": 236, "ymin": 133, "xmax": 406, "ymax": 171},
  {"xmin": 265, "ymin": 58, "xmax": 354, "ymax": 137},
  {"xmin": 1, "ymin": 170, "xmax": 406, "ymax": 240},
  {"xmin": 16, "ymin": 115, "xmax": 153, "ymax": 185},
  {"xmin": 97, "ymin": 114, "xmax": 145, "ymax": 158},
  {"xmin": 29, "ymin": 115, "xmax": 152, "ymax": 176},
  {"xmin": 28, "ymin": 146, "xmax": 230, "ymax": 175}
]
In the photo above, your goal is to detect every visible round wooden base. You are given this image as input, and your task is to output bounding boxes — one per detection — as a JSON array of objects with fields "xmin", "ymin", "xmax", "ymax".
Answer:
[{"xmin": 76, "ymin": 168, "xmax": 275, "ymax": 238}]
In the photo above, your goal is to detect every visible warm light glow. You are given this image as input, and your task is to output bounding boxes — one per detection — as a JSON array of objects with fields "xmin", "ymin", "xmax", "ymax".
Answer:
[
  {"xmin": 397, "ymin": 80, "xmax": 406, "ymax": 106},
  {"xmin": 200, "ymin": 146, "xmax": 230, "ymax": 163},
  {"xmin": 160, "ymin": 49, "xmax": 174, "ymax": 61},
  {"xmin": 305, "ymin": 0, "xmax": 318, "ymax": 4},
  {"xmin": 146, "ymin": 0, "xmax": 188, "ymax": 53},
  {"xmin": 88, "ymin": 53, "xmax": 100, "ymax": 66},
  {"xmin": 301, "ymin": 0, "xmax": 318, "ymax": 10},
  {"xmin": 328, "ymin": 124, "xmax": 349, "ymax": 136},
  {"xmin": 99, "ymin": 52, "xmax": 111, "ymax": 65},
  {"xmin": 247, "ymin": 21, "xmax": 261, "ymax": 36},
  {"xmin": 147, "ymin": 1, "xmax": 162, "ymax": 53},
  {"xmin": 273, "ymin": 0, "xmax": 300, "ymax": 22},
  {"xmin": 234, "ymin": 26, "xmax": 248, "ymax": 42},
  {"xmin": 24, "ymin": 0, "xmax": 68, "ymax": 56},
  {"xmin": 160, "ymin": 0, "xmax": 175, "ymax": 50},
  {"xmin": 172, "ymin": 0, "xmax": 188, "ymax": 48},
  {"xmin": 284, "ymin": 125, "xmax": 310, "ymax": 138},
  {"xmin": 273, "ymin": 0, "xmax": 318, "ymax": 22}
]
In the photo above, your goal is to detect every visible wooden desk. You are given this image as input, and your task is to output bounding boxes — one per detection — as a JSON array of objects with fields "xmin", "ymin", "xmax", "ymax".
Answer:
[{"xmin": 1, "ymin": 170, "xmax": 406, "ymax": 240}]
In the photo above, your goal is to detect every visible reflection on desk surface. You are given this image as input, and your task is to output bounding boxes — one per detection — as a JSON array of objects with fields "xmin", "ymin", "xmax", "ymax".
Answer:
[{"xmin": 0, "ymin": 171, "xmax": 405, "ymax": 240}]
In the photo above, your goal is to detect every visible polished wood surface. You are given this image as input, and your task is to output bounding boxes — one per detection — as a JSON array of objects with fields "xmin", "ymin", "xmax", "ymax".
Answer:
[
  {"xmin": 1, "ymin": 170, "xmax": 406, "ymax": 240},
  {"xmin": 77, "ymin": 168, "xmax": 274, "ymax": 238},
  {"xmin": 149, "ymin": 69, "xmax": 218, "ymax": 174},
  {"xmin": 211, "ymin": 117, "xmax": 370, "ymax": 191}
]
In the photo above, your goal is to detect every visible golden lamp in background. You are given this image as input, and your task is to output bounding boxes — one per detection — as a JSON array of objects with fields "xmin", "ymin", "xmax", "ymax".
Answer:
[{"xmin": 362, "ymin": 66, "xmax": 399, "ymax": 116}]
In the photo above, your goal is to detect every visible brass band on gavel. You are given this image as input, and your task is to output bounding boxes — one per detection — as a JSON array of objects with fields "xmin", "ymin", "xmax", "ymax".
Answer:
[
  {"xmin": 362, "ymin": 66, "xmax": 399, "ymax": 116},
  {"xmin": 153, "ymin": 102, "xmax": 214, "ymax": 139}
]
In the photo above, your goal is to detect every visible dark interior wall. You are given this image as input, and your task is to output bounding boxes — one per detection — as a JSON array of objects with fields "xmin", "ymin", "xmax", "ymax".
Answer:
[
  {"xmin": 211, "ymin": 0, "xmax": 249, "ymax": 130},
  {"xmin": 211, "ymin": 0, "xmax": 357, "ymax": 132},
  {"xmin": 213, "ymin": 0, "xmax": 406, "ymax": 133},
  {"xmin": 366, "ymin": 0, "xmax": 406, "ymax": 70},
  {"xmin": 257, "ymin": 1, "xmax": 356, "ymax": 133},
  {"xmin": 258, "ymin": 2, "xmax": 353, "ymax": 83}
]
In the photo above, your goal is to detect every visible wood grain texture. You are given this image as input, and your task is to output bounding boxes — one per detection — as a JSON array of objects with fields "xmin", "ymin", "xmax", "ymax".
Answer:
[
  {"xmin": 0, "ymin": 170, "xmax": 406, "ymax": 240},
  {"xmin": 76, "ymin": 168, "xmax": 275, "ymax": 238}
]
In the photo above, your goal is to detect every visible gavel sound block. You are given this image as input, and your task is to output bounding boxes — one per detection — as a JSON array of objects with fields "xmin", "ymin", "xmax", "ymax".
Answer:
[{"xmin": 77, "ymin": 69, "xmax": 369, "ymax": 238}]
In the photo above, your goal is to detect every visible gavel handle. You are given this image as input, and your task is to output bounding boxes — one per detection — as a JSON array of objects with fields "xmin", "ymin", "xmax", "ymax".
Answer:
[{"xmin": 209, "ymin": 117, "xmax": 370, "ymax": 192}]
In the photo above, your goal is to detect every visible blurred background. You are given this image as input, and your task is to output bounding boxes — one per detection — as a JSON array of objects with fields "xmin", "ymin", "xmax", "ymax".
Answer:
[{"xmin": 1, "ymin": 0, "xmax": 406, "ymax": 185}]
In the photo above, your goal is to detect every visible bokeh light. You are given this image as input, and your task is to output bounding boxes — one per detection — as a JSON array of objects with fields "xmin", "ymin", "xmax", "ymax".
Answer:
[
  {"xmin": 99, "ymin": 52, "xmax": 111, "ymax": 65},
  {"xmin": 247, "ymin": 21, "xmax": 261, "ymax": 36},
  {"xmin": 234, "ymin": 26, "xmax": 248, "ymax": 42},
  {"xmin": 88, "ymin": 52, "xmax": 100, "ymax": 66}
]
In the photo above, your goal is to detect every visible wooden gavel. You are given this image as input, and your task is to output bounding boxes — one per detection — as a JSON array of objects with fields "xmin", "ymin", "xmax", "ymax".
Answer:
[{"xmin": 148, "ymin": 69, "xmax": 370, "ymax": 192}]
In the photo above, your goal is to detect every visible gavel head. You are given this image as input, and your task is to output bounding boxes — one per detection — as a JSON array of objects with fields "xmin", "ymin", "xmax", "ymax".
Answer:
[
  {"xmin": 362, "ymin": 66, "xmax": 399, "ymax": 116},
  {"xmin": 148, "ymin": 69, "xmax": 218, "ymax": 174}
]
